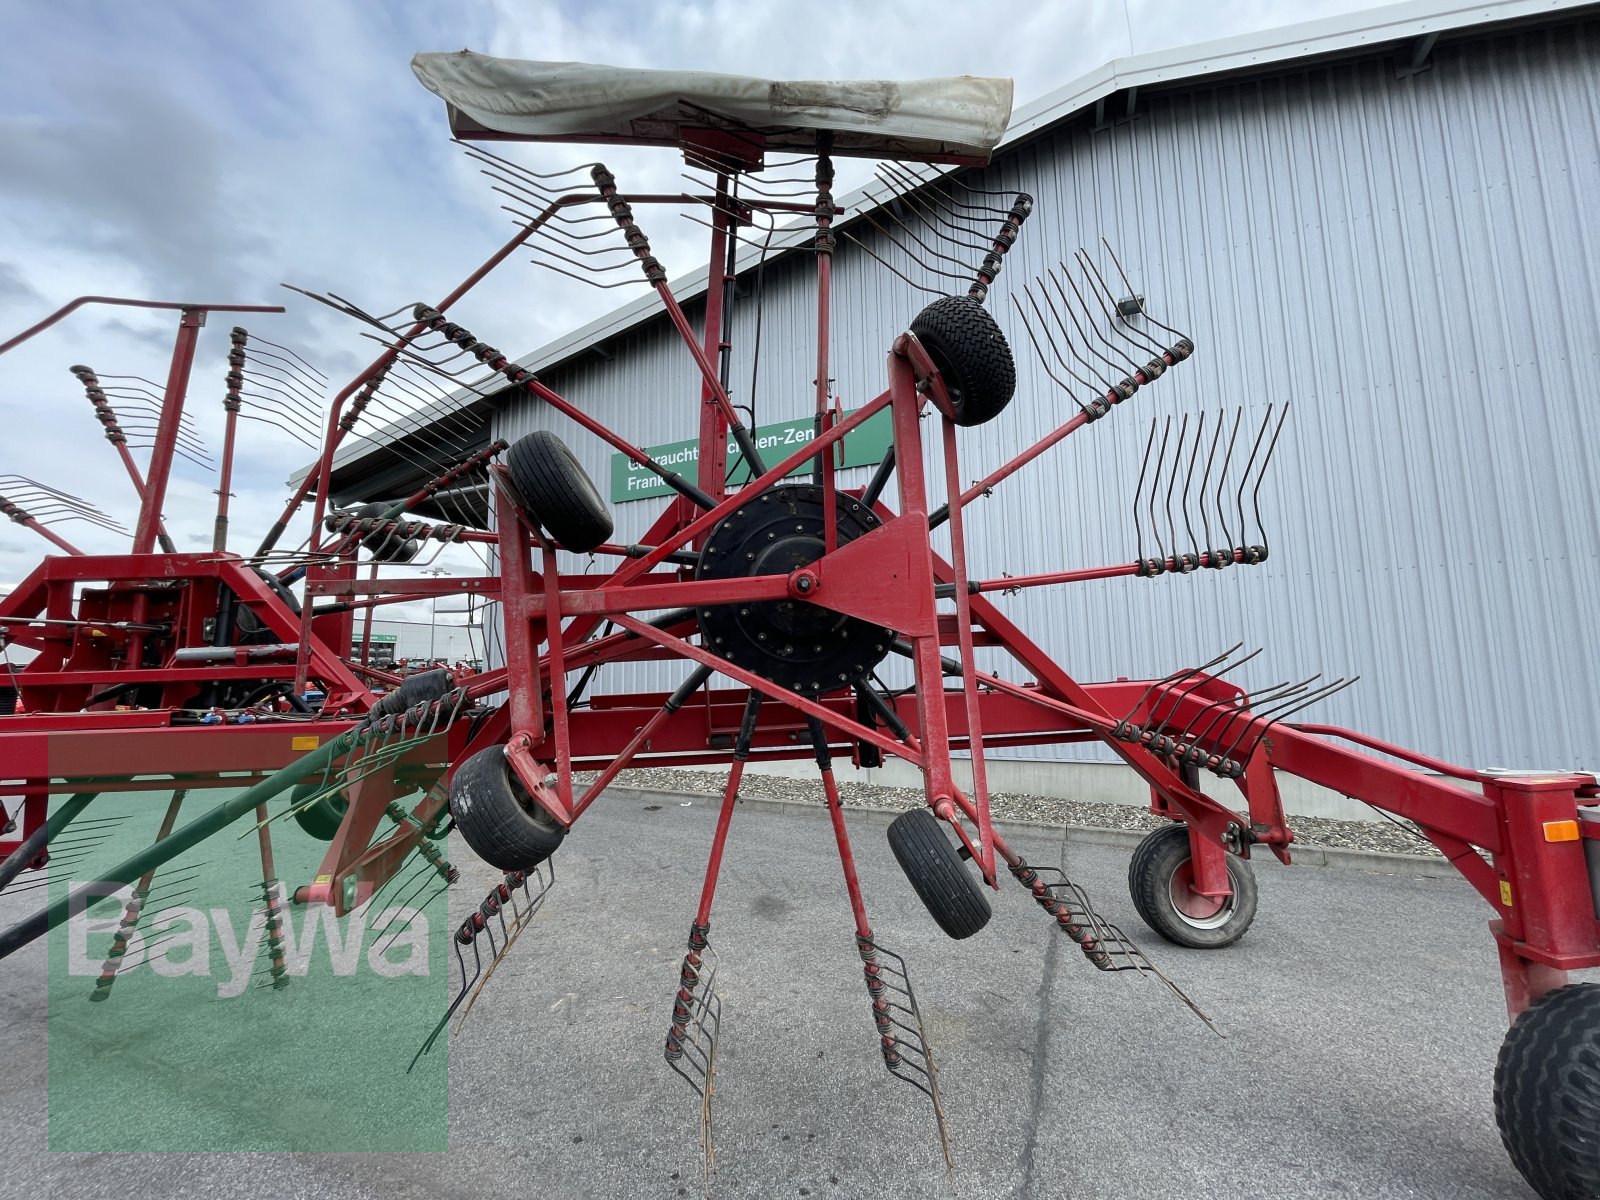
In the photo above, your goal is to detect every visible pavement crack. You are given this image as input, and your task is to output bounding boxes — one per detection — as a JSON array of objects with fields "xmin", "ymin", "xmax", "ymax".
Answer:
[{"xmin": 1015, "ymin": 843, "xmax": 1067, "ymax": 1200}]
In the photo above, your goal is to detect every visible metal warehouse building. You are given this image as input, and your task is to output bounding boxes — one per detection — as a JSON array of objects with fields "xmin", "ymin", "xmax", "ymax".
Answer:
[{"xmin": 332, "ymin": 0, "xmax": 1600, "ymax": 812}]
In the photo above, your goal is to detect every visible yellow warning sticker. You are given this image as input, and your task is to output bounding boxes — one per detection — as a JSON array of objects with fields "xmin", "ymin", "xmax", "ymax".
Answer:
[
  {"xmin": 1500, "ymin": 880, "xmax": 1514, "ymax": 908},
  {"xmin": 291, "ymin": 736, "xmax": 320, "ymax": 750},
  {"xmin": 314, "ymin": 874, "xmax": 332, "ymax": 884}
]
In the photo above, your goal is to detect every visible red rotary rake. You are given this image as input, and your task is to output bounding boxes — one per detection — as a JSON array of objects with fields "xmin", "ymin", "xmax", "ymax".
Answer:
[{"xmin": 2, "ymin": 57, "xmax": 1597, "ymax": 1199}]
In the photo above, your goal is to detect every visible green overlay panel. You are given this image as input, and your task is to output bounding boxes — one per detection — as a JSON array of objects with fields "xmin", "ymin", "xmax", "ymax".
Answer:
[{"xmin": 45, "ymin": 789, "xmax": 448, "ymax": 1151}]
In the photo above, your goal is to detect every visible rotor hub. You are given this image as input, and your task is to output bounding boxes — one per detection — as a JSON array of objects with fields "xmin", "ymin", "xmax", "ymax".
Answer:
[{"xmin": 697, "ymin": 484, "xmax": 892, "ymax": 696}]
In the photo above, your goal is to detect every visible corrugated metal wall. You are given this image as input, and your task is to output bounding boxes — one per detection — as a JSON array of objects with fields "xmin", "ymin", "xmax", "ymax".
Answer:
[{"xmin": 493, "ymin": 19, "xmax": 1600, "ymax": 770}]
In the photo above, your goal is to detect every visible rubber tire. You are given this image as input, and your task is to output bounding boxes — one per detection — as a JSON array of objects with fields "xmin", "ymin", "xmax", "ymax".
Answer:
[
  {"xmin": 886, "ymin": 808, "xmax": 992, "ymax": 940},
  {"xmin": 505, "ymin": 430, "xmax": 613, "ymax": 554},
  {"xmin": 1494, "ymin": 982, "xmax": 1600, "ymax": 1200},
  {"xmin": 233, "ymin": 566, "xmax": 302, "ymax": 644},
  {"xmin": 290, "ymin": 780, "xmax": 349, "ymax": 841},
  {"xmin": 908, "ymin": 295, "xmax": 1016, "ymax": 427},
  {"xmin": 448, "ymin": 746, "xmax": 565, "ymax": 872},
  {"xmin": 1128, "ymin": 822, "xmax": 1258, "ymax": 949}
]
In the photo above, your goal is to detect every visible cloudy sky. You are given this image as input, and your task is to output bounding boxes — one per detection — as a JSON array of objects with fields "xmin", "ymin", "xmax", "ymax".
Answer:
[{"xmin": 0, "ymin": 0, "xmax": 1388, "ymax": 620}]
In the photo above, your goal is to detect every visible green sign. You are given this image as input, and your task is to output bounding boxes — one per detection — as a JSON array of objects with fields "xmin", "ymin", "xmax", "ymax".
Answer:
[{"xmin": 610, "ymin": 407, "xmax": 893, "ymax": 503}]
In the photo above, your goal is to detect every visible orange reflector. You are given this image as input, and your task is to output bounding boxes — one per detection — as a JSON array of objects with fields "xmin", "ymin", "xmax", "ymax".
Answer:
[
  {"xmin": 291, "ymin": 735, "xmax": 320, "ymax": 751},
  {"xmin": 1543, "ymin": 819, "xmax": 1581, "ymax": 843}
]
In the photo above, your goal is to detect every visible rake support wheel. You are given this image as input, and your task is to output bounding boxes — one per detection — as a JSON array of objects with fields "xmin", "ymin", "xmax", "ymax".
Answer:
[
  {"xmin": 1494, "ymin": 982, "xmax": 1600, "ymax": 1200},
  {"xmin": 909, "ymin": 295, "xmax": 1016, "ymax": 427},
  {"xmin": 290, "ymin": 780, "xmax": 349, "ymax": 841},
  {"xmin": 506, "ymin": 429, "xmax": 613, "ymax": 554},
  {"xmin": 887, "ymin": 808, "xmax": 991, "ymax": 940},
  {"xmin": 448, "ymin": 746, "xmax": 565, "ymax": 872},
  {"xmin": 1128, "ymin": 822, "xmax": 1258, "ymax": 949}
]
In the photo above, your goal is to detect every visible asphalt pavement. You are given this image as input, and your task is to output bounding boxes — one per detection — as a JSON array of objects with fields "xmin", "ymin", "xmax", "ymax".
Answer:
[{"xmin": 2, "ymin": 791, "xmax": 1545, "ymax": 1199}]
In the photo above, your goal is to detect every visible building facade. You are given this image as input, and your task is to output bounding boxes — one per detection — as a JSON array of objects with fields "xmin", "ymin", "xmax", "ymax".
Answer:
[{"xmin": 350, "ymin": 2, "xmax": 1600, "ymax": 809}]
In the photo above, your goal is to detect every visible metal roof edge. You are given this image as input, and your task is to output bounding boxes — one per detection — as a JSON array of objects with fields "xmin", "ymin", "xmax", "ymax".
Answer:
[{"xmin": 308, "ymin": 0, "xmax": 1595, "ymax": 486}]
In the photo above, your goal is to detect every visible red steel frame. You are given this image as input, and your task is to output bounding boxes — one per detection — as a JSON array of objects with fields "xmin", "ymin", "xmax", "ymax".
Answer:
[{"xmin": 3, "ymin": 129, "xmax": 1596, "ymax": 1028}]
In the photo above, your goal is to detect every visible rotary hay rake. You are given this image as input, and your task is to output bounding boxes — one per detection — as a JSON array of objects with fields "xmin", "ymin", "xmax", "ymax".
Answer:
[{"xmin": 1, "ymin": 55, "xmax": 1598, "ymax": 1199}]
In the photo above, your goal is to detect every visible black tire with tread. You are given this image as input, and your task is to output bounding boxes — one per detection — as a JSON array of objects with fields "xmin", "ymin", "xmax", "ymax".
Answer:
[
  {"xmin": 1494, "ymin": 982, "xmax": 1600, "ymax": 1200},
  {"xmin": 448, "ymin": 746, "xmax": 565, "ymax": 871},
  {"xmin": 1127, "ymin": 822, "xmax": 1258, "ymax": 949},
  {"xmin": 290, "ymin": 780, "xmax": 349, "ymax": 841},
  {"xmin": 505, "ymin": 430, "xmax": 614, "ymax": 553},
  {"xmin": 909, "ymin": 295, "xmax": 1016, "ymax": 427},
  {"xmin": 886, "ymin": 808, "xmax": 991, "ymax": 939}
]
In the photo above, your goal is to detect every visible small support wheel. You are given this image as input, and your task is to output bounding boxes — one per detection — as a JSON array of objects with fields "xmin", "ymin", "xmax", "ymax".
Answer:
[
  {"xmin": 448, "ymin": 746, "xmax": 565, "ymax": 872},
  {"xmin": 290, "ymin": 780, "xmax": 349, "ymax": 842},
  {"xmin": 1494, "ymin": 982, "xmax": 1600, "ymax": 1200},
  {"xmin": 1127, "ymin": 822, "xmax": 1257, "ymax": 949},
  {"xmin": 908, "ymin": 295, "xmax": 1016, "ymax": 427},
  {"xmin": 886, "ymin": 808, "xmax": 991, "ymax": 940},
  {"xmin": 505, "ymin": 430, "xmax": 614, "ymax": 553}
]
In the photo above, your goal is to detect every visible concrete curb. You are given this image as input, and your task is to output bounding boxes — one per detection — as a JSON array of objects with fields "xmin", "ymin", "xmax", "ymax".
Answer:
[{"xmin": 603, "ymin": 785, "xmax": 1459, "ymax": 879}]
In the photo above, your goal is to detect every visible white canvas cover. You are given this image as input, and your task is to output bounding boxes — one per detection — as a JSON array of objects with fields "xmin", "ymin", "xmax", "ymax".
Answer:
[{"xmin": 411, "ymin": 53, "xmax": 1014, "ymax": 163}]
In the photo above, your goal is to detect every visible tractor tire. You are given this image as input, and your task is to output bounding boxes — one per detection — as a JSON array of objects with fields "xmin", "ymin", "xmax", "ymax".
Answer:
[
  {"xmin": 448, "ymin": 746, "xmax": 565, "ymax": 871},
  {"xmin": 886, "ymin": 808, "xmax": 991, "ymax": 940},
  {"xmin": 1494, "ymin": 982, "xmax": 1600, "ymax": 1200},
  {"xmin": 505, "ymin": 430, "xmax": 613, "ymax": 554},
  {"xmin": 908, "ymin": 295, "xmax": 1016, "ymax": 427},
  {"xmin": 290, "ymin": 780, "xmax": 349, "ymax": 841},
  {"xmin": 1127, "ymin": 822, "xmax": 1258, "ymax": 949}
]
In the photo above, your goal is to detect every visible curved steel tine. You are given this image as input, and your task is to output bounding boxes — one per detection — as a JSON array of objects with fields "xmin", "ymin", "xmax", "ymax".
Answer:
[
  {"xmin": 1021, "ymin": 278, "xmax": 1103, "ymax": 396},
  {"xmin": 1235, "ymin": 404, "xmax": 1275, "ymax": 556},
  {"xmin": 1183, "ymin": 673, "xmax": 1316, "ymax": 751},
  {"xmin": 242, "ymin": 357, "xmax": 324, "ymax": 402},
  {"xmin": 1077, "ymin": 249, "xmax": 1168, "ymax": 357},
  {"xmin": 837, "ymin": 231, "xmax": 947, "ymax": 298},
  {"xmin": 530, "ymin": 240, "xmax": 645, "ymax": 274},
  {"xmin": 528, "ymin": 257, "xmax": 653, "ymax": 290},
  {"xmin": 247, "ymin": 335, "xmax": 327, "ymax": 383},
  {"xmin": 1232, "ymin": 677, "xmax": 1358, "ymax": 765},
  {"xmin": 1251, "ymin": 402, "xmax": 1290, "ymax": 554},
  {"xmin": 864, "ymin": 182, "xmax": 991, "ymax": 257},
  {"xmin": 1117, "ymin": 642, "xmax": 1245, "ymax": 732},
  {"xmin": 454, "ymin": 138, "xmax": 599, "ymax": 180},
  {"xmin": 1214, "ymin": 408, "xmax": 1244, "ymax": 550},
  {"xmin": 238, "ymin": 412, "xmax": 321, "ymax": 450},
  {"xmin": 1018, "ymin": 282, "xmax": 1096, "ymax": 391},
  {"xmin": 878, "ymin": 163, "xmax": 997, "ymax": 232},
  {"xmin": 1010, "ymin": 293, "xmax": 1091, "ymax": 415},
  {"xmin": 1059, "ymin": 260, "xmax": 1137, "ymax": 377},
  {"xmin": 1217, "ymin": 674, "xmax": 1327, "ymax": 763},
  {"xmin": 1180, "ymin": 411, "xmax": 1206, "ymax": 562},
  {"xmin": 1101, "ymin": 237, "xmax": 1192, "ymax": 346},
  {"xmin": 1197, "ymin": 414, "xmax": 1224, "ymax": 558},
  {"xmin": 1163, "ymin": 413, "xmax": 1190, "ymax": 568},
  {"xmin": 1147, "ymin": 644, "xmax": 1261, "ymax": 740},
  {"xmin": 851, "ymin": 208, "xmax": 974, "ymax": 285},
  {"xmin": 1149, "ymin": 416, "xmax": 1172, "ymax": 564},
  {"xmin": 1132, "ymin": 417, "xmax": 1159, "ymax": 564},
  {"xmin": 1044, "ymin": 267, "xmax": 1123, "ymax": 391}
]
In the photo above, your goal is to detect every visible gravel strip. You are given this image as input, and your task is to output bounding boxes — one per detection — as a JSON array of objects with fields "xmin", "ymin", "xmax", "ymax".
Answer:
[{"xmin": 578, "ymin": 766, "xmax": 1441, "ymax": 858}]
